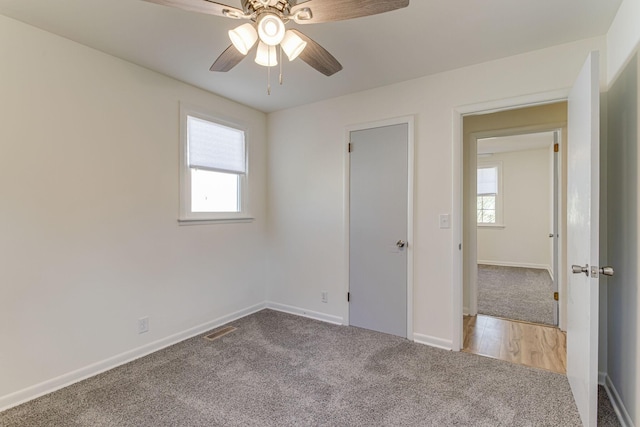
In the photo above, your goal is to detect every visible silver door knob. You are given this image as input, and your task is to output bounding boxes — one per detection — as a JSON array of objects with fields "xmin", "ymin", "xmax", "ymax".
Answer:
[
  {"xmin": 600, "ymin": 266, "xmax": 614, "ymax": 276},
  {"xmin": 549, "ymin": 233, "xmax": 555, "ymax": 238},
  {"xmin": 396, "ymin": 240, "xmax": 406, "ymax": 248},
  {"xmin": 572, "ymin": 264, "xmax": 589, "ymax": 276}
]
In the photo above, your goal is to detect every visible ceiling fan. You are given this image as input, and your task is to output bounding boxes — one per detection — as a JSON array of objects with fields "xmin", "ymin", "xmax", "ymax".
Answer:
[{"xmin": 142, "ymin": 0, "xmax": 409, "ymax": 83}]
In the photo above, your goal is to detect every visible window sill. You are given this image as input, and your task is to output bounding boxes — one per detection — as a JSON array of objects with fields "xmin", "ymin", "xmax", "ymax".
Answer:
[
  {"xmin": 178, "ymin": 217, "xmax": 254, "ymax": 226},
  {"xmin": 477, "ymin": 224, "xmax": 505, "ymax": 229}
]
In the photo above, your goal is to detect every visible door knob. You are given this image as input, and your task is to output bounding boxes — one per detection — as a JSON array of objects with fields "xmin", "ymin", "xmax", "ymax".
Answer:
[
  {"xmin": 599, "ymin": 266, "xmax": 614, "ymax": 276},
  {"xmin": 549, "ymin": 233, "xmax": 555, "ymax": 238},
  {"xmin": 572, "ymin": 264, "xmax": 589, "ymax": 276},
  {"xmin": 396, "ymin": 240, "xmax": 406, "ymax": 248},
  {"xmin": 572, "ymin": 264, "xmax": 615, "ymax": 277}
]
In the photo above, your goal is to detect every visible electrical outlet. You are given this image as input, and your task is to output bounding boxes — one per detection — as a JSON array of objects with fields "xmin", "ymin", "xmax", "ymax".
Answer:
[
  {"xmin": 138, "ymin": 317, "xmax": 149, "ymax": 334},
  {"xmin": 321, "ymin": 291, "xmax": 328, "ymax": 303}
]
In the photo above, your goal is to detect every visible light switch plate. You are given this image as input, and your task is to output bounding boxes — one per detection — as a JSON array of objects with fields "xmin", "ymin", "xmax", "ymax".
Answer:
[{"xmin": 439, "ymin": 214, "xmax": 451, "ymax": 229}]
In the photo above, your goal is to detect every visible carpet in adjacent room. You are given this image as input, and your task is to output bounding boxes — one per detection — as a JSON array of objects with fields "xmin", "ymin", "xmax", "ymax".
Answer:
[{"xmin": 478, "ymin": 264, "xmax": 555, "ymax": 325}]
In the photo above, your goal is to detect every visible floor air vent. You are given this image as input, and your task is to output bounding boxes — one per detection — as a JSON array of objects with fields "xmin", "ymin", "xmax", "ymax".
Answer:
[{"xmin": 204, "ymin": 326, "xmax": 237, "ymax": 341}]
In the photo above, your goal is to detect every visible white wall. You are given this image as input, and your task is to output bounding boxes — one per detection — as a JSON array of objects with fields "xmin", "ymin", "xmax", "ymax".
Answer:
[
  {"xmin": 607, "ymin": 0, "xmax": 640, "ymax": 85},
  {"xmin": 604, "ymin": 52, "xmax": 639, "ymax": 427},
  {"xmin": 0, "ymin": 15, "xmax": 267, "ymax": 408},
  {"xmin": 477, "ymin": 148, "xmax": 552, "ymax": 271},
  {"xmin": 603, "ymin": 0, "xmax": 640, "ymax": 423},
  {"xmin": 266, "ymin": 36, "xmax": 606, "ymax": 348}
]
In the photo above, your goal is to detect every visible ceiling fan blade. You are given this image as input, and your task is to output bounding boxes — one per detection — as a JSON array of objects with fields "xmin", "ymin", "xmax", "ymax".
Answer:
[
  {"xmin": 290, "ymin": 29, "xmax": 342, "ymax": 76},
  {"xmin": 141, "ymin": 0, "xmax": 243, "ymax": 18},
  {"xmin": 210, "ymin": 45, "xmax": 247, "ymax": 72},
  {"xmin": 291, "ymin": 0, "xmax": 409, "ymax": 23}
]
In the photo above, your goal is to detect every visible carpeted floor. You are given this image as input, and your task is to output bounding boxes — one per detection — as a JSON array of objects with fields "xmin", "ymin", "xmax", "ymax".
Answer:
[
  {"xmin": 478, "ymin": 264, "xmax": 555, "ymax": 325},
  {"xmin": 599, "ymin": 385, "xmax": 622, "ymax": 426},
  {"xmin": 0, "ymin": 309, "xmax": 586, "ymax": 426}
]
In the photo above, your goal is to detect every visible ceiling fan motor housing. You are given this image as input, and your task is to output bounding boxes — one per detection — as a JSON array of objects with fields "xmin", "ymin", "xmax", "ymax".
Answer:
[{"xmin": 242, "ymin": 0, "xmax": 291, "ymax": 17}]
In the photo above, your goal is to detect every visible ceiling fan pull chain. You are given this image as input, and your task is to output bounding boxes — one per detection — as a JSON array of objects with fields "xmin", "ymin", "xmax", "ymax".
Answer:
[
  {"xmin": 279, "ymin": 45, "xmax": 283, "ymax": 85},
  {"xmin": 267, "ymin": 48, "xmax": 271, "ymax": 95}
]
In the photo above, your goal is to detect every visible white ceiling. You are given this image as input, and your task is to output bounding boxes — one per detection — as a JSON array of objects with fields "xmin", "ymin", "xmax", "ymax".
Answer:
[
  {"xmin": 0, "ymin": 0, "xmax": 622, "ymax": 113},
  {"xmin": 478, "ymin": 131, "xmax": 555, "ymax": 155}
]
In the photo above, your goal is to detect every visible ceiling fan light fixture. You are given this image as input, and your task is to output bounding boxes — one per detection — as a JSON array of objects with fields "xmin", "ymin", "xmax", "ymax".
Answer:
[
  {"xmin": 281, "ymin": 30, "xmax": 307, "ymax": 61},
  {"xmin": 255, "ymin": 41, "xmax": 278, "ymax": 67},
  {"xmin": 257, "ymin": 14, "xmax": 285, "ymax": 46},
  {"xmin": 229, "ymin": 23, "xmax": 258, "ymax": 55}
]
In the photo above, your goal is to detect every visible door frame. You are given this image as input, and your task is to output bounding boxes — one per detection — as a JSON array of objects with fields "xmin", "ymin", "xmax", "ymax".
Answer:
[
  {"xmin": 452, "ymin": 89, "xmax": 569, "ymax": 351},
  {"xmin": 465, "ymin": 125, "xmax": 563, "ymax": 324},
  {"xmin": 344, "ymin": 115, "xmax": 415, "ymax": 339}
]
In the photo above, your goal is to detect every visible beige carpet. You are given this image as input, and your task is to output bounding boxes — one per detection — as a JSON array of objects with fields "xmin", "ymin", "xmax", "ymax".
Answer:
[
  {"xmin": 478, "ymin": 264, "xmax": 555, "ymax": 325},
  {"xmin": 0, "ymin": 309, "xmax": 587, "ymax": 426}
]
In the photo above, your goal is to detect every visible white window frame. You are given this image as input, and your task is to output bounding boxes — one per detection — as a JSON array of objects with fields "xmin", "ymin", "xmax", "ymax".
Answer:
[
  {"xmin": 477, "ymin": 161, "xmax": 504, "ymax": 228},
  {"xmin": 178, "ymin": 103, "xmax": 252, "ymax": 224}
]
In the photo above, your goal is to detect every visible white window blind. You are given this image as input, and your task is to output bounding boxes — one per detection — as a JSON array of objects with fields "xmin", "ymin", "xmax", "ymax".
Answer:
[
  {"xmin": 187, "ymin": 116, "xmax": 246, "ymax": 174},
  {"xmin": 477, "ymin": 167, "xmax": 498, "ymax": 194}
]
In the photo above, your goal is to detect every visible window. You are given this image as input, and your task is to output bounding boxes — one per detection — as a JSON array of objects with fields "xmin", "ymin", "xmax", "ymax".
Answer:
[
  {"xmin": 179, "ymin": 105, "xmax": 251, "ymax": 223},
  {"xmin": 477, "ymin": 164, "xmax": 502, "ymax": 226}
]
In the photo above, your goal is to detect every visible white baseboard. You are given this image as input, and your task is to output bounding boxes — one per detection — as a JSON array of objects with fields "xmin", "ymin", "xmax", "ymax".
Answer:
[
  {"xmin": 265, "ymin": 301, "xmax": 344, "ymax": 325},
  {"xmin": 477, "ymin": 260, "xmax": 550, "ymax": 271},
  {"xmin": 477, "ymin": 260, "xmax": 552, "ymax": 277},
  {"xmin": 0, "ymin": 302, "xmax": 266, "ymax": 413},
  {"xmin": 413, "ymin": 333, "xmax": 453, "ymax": 351},
  {"xmin": 601, "ymin": 373, "xmax": 635, "ymax": 427},
  {"xmin": 598, "ymin": 371, "xmax": 607, "ymax": 385}
]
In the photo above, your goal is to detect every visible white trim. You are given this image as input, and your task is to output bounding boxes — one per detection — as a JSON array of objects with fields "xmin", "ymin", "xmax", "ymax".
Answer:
[
  {"xmin": 477, "ymin": 260, "xmax": 552, "ymax": 277},
  {"xmin": 601, "ymin": 373, "xmax": 634, "ymax": 427},
  {"xmin": 344, "ymin": 115, "xmax": 415, "ymax": 339},
  {"xmin": 179, "ymin": 102, "xmax": 252, "ymax": 223},
  {"xmin": 265, "ymin": 301, "xmax": 344, "ymax": 325},
  {"xmin": 452, "ymin": 107, "xmax": 464, "ymax": 350},
  {"xmin": 456, "ymin": 90, "xmax": 569, "ymax": 116},
  {"xmin": 177, "ymin": 217, "xmax": 254, "ymax": 225},
  {"xmin": 477, "ymin": 224, "xmax": 506, "ymax": 229},
  {"xmin": 0, "ymin": 302, "xmax": 266, "ymax": 412},
  {"xmin": 598, "ymin": 371, "xmax": 607, "ymax": 385},
  {"xmin": 413, "ymin": 333, "xmax": 453, "ymax": 351},
  {"xmin": 453, "ymin": 89, "xmax": 571, "ymax": 353}
]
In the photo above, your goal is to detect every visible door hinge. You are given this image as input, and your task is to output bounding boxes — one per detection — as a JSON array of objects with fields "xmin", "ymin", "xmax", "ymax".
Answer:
[
  {"xmin": 554, "ymin": 143, "xmax": 559, "ymax": 153},
  {"xmin": 348, "ymin": 143, "xmax": 353, "ymax": 153},
  {"xmin": 347, "ymin": 292, "xmax": 350, "ymax": 302},
  {"xmin": 554, "ymin": 292, "xmax": 559, "ymax": 301},
  {"xmin": 459, "ymin": 243, "xmax": 462, "ymax": 250}
]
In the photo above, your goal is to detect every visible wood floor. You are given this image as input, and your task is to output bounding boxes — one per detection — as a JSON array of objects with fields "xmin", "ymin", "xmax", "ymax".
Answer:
[{"xmin": 463, "ymin": 314, "xmax": 567, "ymax": 374}]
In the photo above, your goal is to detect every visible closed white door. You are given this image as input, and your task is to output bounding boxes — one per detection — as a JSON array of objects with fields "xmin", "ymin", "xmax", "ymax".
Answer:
[
  {"xmin": 566, "ymin": 51, "xmax": 601, "ymax": 427},
  {"xmin": 349, "ymin": 123, "xmax": 408, "ymax": 338}
]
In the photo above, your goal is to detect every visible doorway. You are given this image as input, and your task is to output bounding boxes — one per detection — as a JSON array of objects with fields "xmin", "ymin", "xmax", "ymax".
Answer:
[
  {"xmin": 459, "ymin": 102, "xmax": 568, "ymax": 331},
  {"xmin": 474, "ymin": 130, "xmax": 559, "ymax": 326},
  {"xmin": 347, "ymin": 118, "xmax": 414, "ymax": 338},
  {"xmin": 453, "ymin": 53, "xmax": 604, "ymax": 426}
]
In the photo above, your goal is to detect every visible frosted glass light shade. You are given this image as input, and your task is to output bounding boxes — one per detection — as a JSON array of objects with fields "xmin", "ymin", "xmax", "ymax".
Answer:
[
  {"xmin": 257, "ymin": 14, "xmax": 285, "ymax": 46},
  {"xmin": 281, "ymin": 30, "xmax": 307, "ymax": 61},
  {"xmin": 229, "ymin": 23, "xmax": 258, "ymax": 55},
  {"xmin": 255, "ymin": 42, "xmax": 278, "ymax": 67}
]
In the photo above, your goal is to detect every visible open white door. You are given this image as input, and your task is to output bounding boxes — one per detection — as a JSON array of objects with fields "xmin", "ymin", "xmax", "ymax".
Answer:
[
  {"xmin": 566, "ymin": 51, "xmax": 600, "ymax": 427},
  {"xmin": 552, "ymin": 131, "xmax": 560, "ymax": 326}
]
